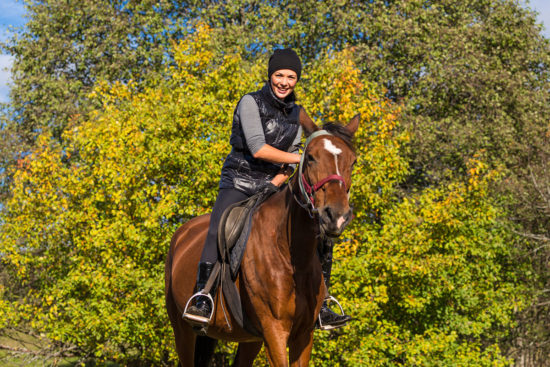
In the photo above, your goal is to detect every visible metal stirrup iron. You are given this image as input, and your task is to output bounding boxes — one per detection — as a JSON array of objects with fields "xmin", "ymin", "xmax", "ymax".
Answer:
[
  {"xmin": 317, "ymin": 295, "xmax": 348, "ymax": 330},
  {"xmin": 183, "ymin": 292, "xmax": 215, "ymax": 324},
  {"xmin": 182, "ymin": 262, "xmax": 221, "ymax": 325}
]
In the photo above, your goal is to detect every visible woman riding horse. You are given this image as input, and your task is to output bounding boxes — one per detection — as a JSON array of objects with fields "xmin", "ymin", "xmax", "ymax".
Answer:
[{"xmin": 185, "ymin": 48, "xmax": 351, "ymax": 329}]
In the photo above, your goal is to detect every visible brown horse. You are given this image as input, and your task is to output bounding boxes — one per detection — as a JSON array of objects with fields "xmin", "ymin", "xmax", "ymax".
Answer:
[{"xmin": 165, "ymin": 110, "xmax": 359, "ymax": 366}]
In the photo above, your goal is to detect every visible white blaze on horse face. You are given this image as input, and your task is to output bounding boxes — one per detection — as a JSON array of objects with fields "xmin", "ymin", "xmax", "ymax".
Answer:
[
  {"xmin": 323, "ymin": 138, "xmax": 342, "ymax": 177},
  {"xmin": 323, "ymin": 138, "xmax": 348, "ymax": 230}
]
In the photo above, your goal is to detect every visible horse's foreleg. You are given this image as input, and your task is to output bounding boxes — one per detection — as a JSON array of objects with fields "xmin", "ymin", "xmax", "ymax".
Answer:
[
  {"xmin": 263, "ymin": 328, "xmax": 290, "ymax": 367},
  {"xmin": 289, "ymin": 332, "xmax": 314, "ymax": 367},
  {"xmin": 232, "ymin": 341, "xmax": 263, "ymax": 367}
]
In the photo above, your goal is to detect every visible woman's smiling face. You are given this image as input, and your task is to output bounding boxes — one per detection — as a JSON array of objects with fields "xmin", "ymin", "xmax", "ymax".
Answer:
[{"xmin": 270, "ymin": 69, "xmax": 298, "ymax": 100}]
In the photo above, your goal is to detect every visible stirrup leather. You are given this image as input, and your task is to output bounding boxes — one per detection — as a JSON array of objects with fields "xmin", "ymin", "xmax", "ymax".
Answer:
[
  {"xmin": 318, "ymin": 295, "xmax": 348, "ymax": 331},
  {"xmin": 182, "ymin": 292, "xmax": 215, "ymax": 325}
]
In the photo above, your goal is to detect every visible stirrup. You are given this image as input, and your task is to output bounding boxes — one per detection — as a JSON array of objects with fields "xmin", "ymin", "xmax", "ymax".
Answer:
[
  {"xmin": 318, "ymin": 295, "xmax": 348, "ymax": 331},
  {"xmin": 182, "ymin": 292, "xmax": 215, "ymax": 325}
]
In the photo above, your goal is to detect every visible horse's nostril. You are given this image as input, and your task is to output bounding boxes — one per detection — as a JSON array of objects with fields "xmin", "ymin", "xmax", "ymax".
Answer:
[{"xmin": 324, "ymin": 207, "xmax": 334, "ymax": 222}]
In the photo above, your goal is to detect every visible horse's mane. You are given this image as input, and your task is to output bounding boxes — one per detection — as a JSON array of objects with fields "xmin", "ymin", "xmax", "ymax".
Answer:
[{"xmin": 321, "ymin": 122, "xmax": 355, "ymax": 152}]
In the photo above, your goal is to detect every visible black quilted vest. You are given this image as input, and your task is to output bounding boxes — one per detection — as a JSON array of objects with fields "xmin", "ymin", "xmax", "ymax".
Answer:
[{"xmin": 219, "ymin": 82, "xmax": 301, "ymax": 195}]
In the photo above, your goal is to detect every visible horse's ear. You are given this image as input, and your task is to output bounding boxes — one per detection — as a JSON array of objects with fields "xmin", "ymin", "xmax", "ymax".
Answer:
[
  {"xmin": 345, "ymin": 113, "xmax": 360, "ymax": 136},
  {"xmin": 299, "ymin": 107, "xmax": 319, "ymax": 137}
]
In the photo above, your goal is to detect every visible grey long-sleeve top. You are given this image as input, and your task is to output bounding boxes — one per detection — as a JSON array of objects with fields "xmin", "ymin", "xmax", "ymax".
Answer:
[{"xmin": 236, "ymin": 95, "xmax": 302, "ymax": 156}]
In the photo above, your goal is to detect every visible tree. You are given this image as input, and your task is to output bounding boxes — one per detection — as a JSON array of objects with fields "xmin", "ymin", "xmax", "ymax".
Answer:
[
  {"xmin": 3, "ymin": 0, "xmax": 548, "ymax": 362},
  {"xmin": 178, "ymin": 1, "xmax": 550, "ymax": 362},
  {"xmin": 0, "ymin": 0, "xmax": 185, "ymax": 167},
  {"xmin": 301, "ymin": 49, "xmax": 529, "ymax": 367},
  {"xmin": 0, "ymin": 26, "xmax": 529, "ymax": 365}
]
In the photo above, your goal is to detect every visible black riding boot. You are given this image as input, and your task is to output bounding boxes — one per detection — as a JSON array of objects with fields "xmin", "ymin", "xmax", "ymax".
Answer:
[
  {"xmin": 317, "ymin": 238, "xmax": 352, "ymax": 330},
  {"xmin": 184, "ymin": 262, "xmax": 215, "ymax": 324}
]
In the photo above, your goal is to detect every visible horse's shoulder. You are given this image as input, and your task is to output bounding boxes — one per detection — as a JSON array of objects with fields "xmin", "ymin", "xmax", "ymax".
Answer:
[{"xmin": 256, "ymin": 190, "xmax": 287, "ymax": 216}]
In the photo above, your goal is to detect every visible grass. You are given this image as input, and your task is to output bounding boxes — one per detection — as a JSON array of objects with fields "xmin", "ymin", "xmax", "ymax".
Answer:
[
  {"xmin": 1, "ymin": 351, "xmax": 122, "ymax": 367},
  {"xmin": 0, "ymin": 330, "xmax": 121, "ymax": 367}
]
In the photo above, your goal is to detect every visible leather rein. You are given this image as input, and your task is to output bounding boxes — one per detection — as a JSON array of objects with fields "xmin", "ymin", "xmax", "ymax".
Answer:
[{"xmin": 292, "ymin": 130, "xmax": 347, "ymax": 217}]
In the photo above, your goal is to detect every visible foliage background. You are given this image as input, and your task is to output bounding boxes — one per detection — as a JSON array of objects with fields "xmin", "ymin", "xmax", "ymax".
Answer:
[{"xmin": 1, "ymin": 0, "xmax": 549, "ymax": 365}]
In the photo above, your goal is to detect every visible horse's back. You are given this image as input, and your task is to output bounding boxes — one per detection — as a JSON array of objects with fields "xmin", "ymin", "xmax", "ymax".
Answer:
[{"xmin": 170, "ymin": 214, "xmax": 210, "ymax": 254}]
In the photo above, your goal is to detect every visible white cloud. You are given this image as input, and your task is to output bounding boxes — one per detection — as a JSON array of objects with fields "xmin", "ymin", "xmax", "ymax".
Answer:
[{"xmin": 0, "ymin": 54, "xmax": 14, "ymax": 103}]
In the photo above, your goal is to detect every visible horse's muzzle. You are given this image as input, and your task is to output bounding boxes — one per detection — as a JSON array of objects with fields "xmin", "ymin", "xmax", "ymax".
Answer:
[{"xmin": 319, "ymin": 205, "xmax": 353, "ymax": 237}]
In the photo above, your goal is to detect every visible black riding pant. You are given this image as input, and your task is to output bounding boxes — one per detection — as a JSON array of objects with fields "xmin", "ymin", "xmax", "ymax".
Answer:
[{"xmin": 200, "ymin": 188, "xmax": 249, "ymax": 264}]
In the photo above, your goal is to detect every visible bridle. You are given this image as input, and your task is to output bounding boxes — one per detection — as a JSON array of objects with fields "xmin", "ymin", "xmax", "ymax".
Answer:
[{"xmin": 293, "ymin": 130, "xmax": 347, "ymax": 216}]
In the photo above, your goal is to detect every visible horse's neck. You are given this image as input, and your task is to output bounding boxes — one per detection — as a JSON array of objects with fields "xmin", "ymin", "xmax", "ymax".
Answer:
[{"xmin": 280, "ymin": 180, "xmax": 320, "ymax": 267}]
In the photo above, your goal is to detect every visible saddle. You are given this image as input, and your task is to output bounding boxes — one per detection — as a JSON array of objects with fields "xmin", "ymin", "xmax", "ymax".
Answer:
[{"xmin": 218, "ymin": 194, "xmax": 256, "ymax": 279}]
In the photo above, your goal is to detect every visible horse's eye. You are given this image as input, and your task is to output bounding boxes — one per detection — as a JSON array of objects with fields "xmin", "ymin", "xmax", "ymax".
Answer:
[{"xmin": 307, "ymin": 154, "xmax": 316, "ymax": 164}]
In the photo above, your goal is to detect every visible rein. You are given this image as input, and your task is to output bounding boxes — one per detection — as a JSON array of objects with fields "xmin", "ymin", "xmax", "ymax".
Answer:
[{"xmin": 294, "ymin": 130, "xmax": 347, "ymax": 216}]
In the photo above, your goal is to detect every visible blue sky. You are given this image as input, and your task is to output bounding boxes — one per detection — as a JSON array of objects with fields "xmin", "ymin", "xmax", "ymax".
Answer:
[
  {"xmin": 1, "ymin": 0, "xmax": 550, "ymax": 104},
  {"xmin": 0, "ymin": 0, "xmax": 25, "ymax": 103}
]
